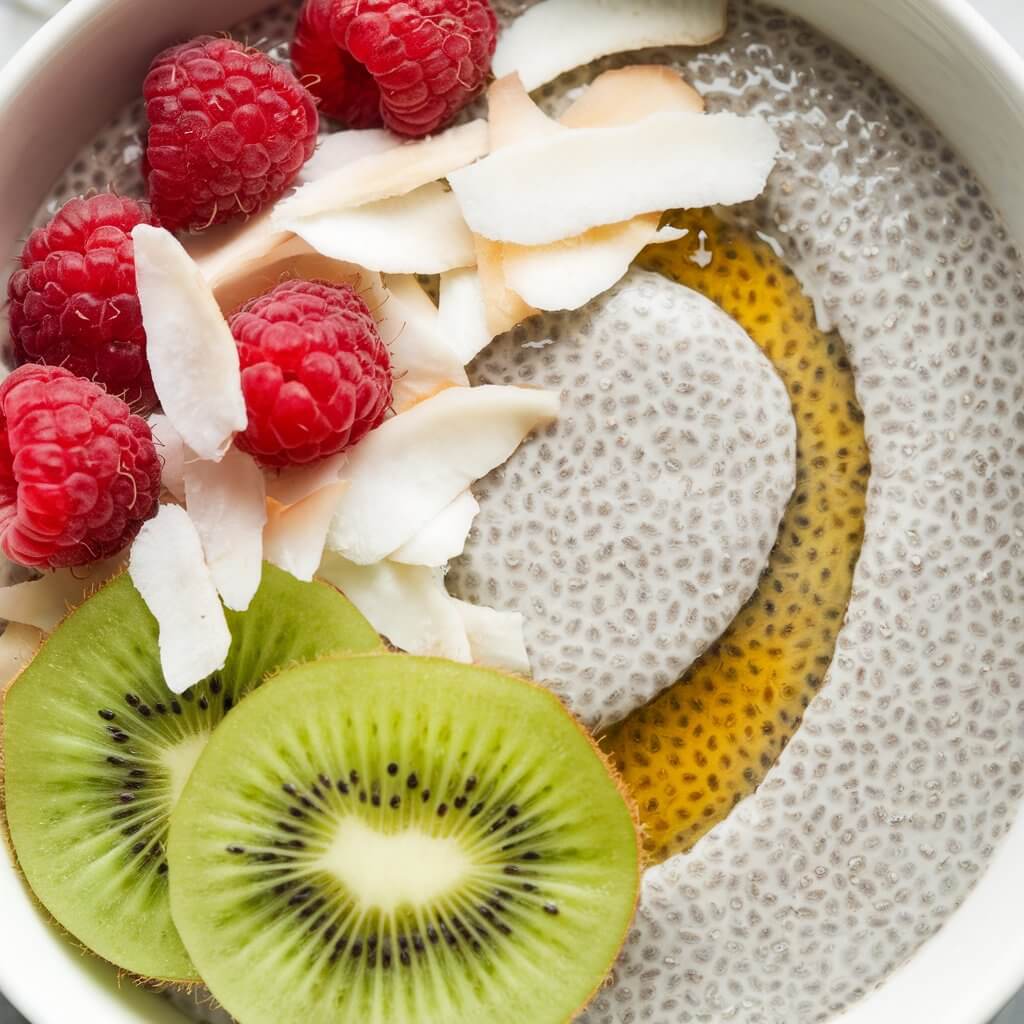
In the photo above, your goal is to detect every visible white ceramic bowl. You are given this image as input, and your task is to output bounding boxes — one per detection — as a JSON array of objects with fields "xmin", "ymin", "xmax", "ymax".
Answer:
[{"xmin": 2, "ymin": 1, "xmax": 1024, "ymax": 1022}]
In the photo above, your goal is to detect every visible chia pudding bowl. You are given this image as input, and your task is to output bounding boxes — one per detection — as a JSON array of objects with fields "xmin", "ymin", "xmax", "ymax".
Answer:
[{"xmin": 0, "ymin": 1, "xmax": 1023, "ymax": 1023}]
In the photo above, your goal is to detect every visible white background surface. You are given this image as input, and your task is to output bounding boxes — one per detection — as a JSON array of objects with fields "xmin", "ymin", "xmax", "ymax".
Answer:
[{"xmin": 0, "ymin": 0, "xmax": 1021, "ymax": 1022}]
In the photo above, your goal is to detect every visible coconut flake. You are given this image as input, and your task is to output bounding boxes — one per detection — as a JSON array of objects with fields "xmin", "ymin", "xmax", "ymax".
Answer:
[
  {"xmin": 493, "ymin": 0, "xmax": 727, "ymax": 91},
  {"xmin": 390, "ymin": 490, "xmax": 480, "ymax": 566},
  {"xmin": 0, "ymin": 623, "xmax": 41, "ymax": 688},
  {"xmin": 284, "ymin": 182, "xmax": 475, "ymax": 275},
  {"xmin": 327, "ymin": 385, "xmax": 560, "ymax": 565},
  {"xmin": 148, "ymin": 413, "xmax": 187, "ymax": 502},
  {"xmin": 128, "ymin": 504, "xmax": 231, "ymax": 694},
  {"xmin": 133, "ymin": 225, "xmax": 247, "ymax": 460},
  {"xmin": 0, "ymin": 557, "xmax": 126, "ymax": 633},
  {"xmin": 299, "ymin": 128, "xmax": 401, "ymax": 184},
  {"xmin": 183, "ymin": 446, "xmax": 267, "ymax": 612},
  {"xmin": 265, "ymin": 452, "xmax": 349, "ymax": 507},
  {"xmin": 503, "ymin": 217, "xmax": 686, "ymax": 310},
  {"xmin": 560, "ymin": 64, "xmax": 705, "ymax": 128},
  {"xmin": 452, "ymin": 600, "xmax": 531, "ymax": 675},
  {"xmin": 318, "ymin": 553, "xmax": 471, "ymax": 661},
  {"xmin": 488, "ymin": 73, "xmax": 565, "ymax": 150},
  {"xmin": 450, "ymin": 110, "xmax": 779, "ymax": 246},
  {"xmin": 378, "ymin": 276, "xmax": 468, "ymax": 412},
  {"xmin": 438, "ymin": 269, "xmax": 493, "ymax": 363},
  {"xmin": 263, "ymin": 482, "xmax": 349, "ymax": 583},
  {"xmin": 474, "ymin": 235, "xmax": 539, "ymax": 337},
  {"xmin": 275, "ymin": 120, "xmax": 490, "ymax": 221}
]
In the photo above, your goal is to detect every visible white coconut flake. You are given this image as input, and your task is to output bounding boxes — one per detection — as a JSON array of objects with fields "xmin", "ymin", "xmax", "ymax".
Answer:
[
  {"xmin": 128, "ymin": 504, "xmax": 231, "ymax": 694},
  {"xmin": 318, "ymin": 553, "xmax": 470, "ymax": 661},
  {"xmin": 265, "ymin": 452, "xmax": 349, "ymax": 507},
  {"xmin": 133, "ymin": 225, "xmax": 247, "ymax": 460},
  {"xmin": 450, "ymin": 110, "xmax": 779, "ymax": 246},
  {"xmin": 275, "ymin": 120, "xmax": 490, "ymax": 221},
  {"xmin": 285, "ymin": 182, "xmax": 475, "ymax": 275},
  {"xmin": 148, "ymin": 413, "xmax": 187, "ymax": 503},
  {"xmin": 299, "ymin": 128, "xmax": 401, "ymax": 184},
  {"xmin": 560, "ymin": 64, "xmax": 705, "ymax": 127},
  {"xmin": 0, "ymin": 557, "xmax": 126, "ymax": 633},
  {"xmin": 0, "ymin": 623, "xmax": 41, "ymax": 688},
  {"xmin": 438, "ymin": 269, "xmax": 493, "ymax": 363},
  {"xmin": 182, "ymin": 209, "xmax": 291, "ymax": 309},
  {"xmin": 183, "ymin": 446, "xmax": 267, "ymax": 612},
  {"xmin": 264, "ymin": 482, "xmax": 349, "ymax": 583},
  {"xmin": 327, "ymin": 385, "xmax": 560, "ymax": 565},
  {"xmin": 390, "ymin": 490, "xmax": 480, "ymax": 566},
  {"xmin": 488, "ymin": 73, "xmax": 565, "ymax": 150},
  {"xmin": 452, "ymin": 600, "xmax": 531, "ymax": 676},
  {"xmin": 493, "ymin": 0, "xmax": 727, "ymax": 91},
  {"xmin": 503, "ymin": 218, "xmax": 686, "ymax": 310},
  {"xmin": 473, "ymin": 234, "xmax": 539, "ymax": 337},
  {"xmin": 378, "ymin": 276, "xmax": 468, "ymax": 412}
]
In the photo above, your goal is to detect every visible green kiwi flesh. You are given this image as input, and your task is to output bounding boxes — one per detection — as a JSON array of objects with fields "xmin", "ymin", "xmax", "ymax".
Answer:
[
  {"xmin": 168, "ymin": 654, "xmax": 640, "ymax": 1024},
  {"xmin": 1, "ymin": 563, "xmax": 380, "ymax": 982}
]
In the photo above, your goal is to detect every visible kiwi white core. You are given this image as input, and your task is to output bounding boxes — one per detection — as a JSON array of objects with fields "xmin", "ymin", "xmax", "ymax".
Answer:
[
  {"xmin": 318, "ymin": 818, "xmax": 474, "ymax": 913},
  {"xmin": 162, "ymin": 733, "xmax": 212, "ymax": 806}
]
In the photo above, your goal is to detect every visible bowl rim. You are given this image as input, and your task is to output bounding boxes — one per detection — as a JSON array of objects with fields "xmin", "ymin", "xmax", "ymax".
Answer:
[{"xmin": 2, "ymin": 1, "xmax": 1024, "ymax": 1023}]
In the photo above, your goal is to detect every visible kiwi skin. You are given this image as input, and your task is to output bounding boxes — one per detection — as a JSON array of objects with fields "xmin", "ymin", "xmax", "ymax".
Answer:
[
  {"xmin": 168, "ymin": 653, "xmax": 643, "ymax": 1024},
  {"xmin": 0, "ymin": 564, "xmax": 382, "ymax": 984}
]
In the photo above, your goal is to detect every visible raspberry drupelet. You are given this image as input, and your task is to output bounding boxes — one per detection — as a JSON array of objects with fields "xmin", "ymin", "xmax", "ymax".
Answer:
[
  {"xmin": 230, "ymin": 279, "xmax": 393, "ymax": 468},
  {"xmin": 142, "ymin": 35, "xmax": 319, "ymax": 232},
  {"xmin": 292, "ymin": 0, "xmax": 498, "ymax": 137},
  {"xmin": 0, "ymin": 365, "xmax": 161, "ymax": 569},
  {"xmin": 8, "ymin": 193, "xmax": 158, "ymax": 411}
]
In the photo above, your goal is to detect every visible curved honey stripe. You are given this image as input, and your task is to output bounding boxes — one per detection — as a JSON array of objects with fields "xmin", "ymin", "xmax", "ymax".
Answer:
[{"xmin": 603, "ymin": 210, "xmax": 870, "ymax": 860}]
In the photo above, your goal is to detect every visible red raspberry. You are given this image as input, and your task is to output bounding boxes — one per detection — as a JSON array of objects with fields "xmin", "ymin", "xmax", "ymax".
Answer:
[
  {"xmin": 0, "ymin": 365, "xmax": 161, "ymax": 569},
  {"xmin": 143, "ymin": 36, "xmax": 319, "ymax": 232},
  {"xmin": 8, "ymin": 194, "xmax": 158, "ymax": 411},
  {"xmin": 230, "ymin": 279, "xmax": 392, "ymax": 468},
  {"xmin": 292, "ymin": 0, "xmax": 498, "ymax": 138}
]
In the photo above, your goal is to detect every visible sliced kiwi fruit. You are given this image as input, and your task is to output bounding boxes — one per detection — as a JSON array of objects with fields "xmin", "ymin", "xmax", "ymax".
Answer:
[
  {"xmin": 168, "ymin": 654, "xmax": 640, "ymax": 1024},
  {"xmin": 1, "ymin": 563, "xmax": 380, "ymax": 982}
]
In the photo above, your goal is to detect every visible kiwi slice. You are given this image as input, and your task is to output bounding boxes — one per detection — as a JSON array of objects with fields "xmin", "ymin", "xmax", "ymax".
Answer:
[
  {"xmin": 168, "ymin": 654, "xmax": 640, "ymax": 1024},
  {"xmin": 1, "ymin": 564, "xmax": 380, "ymax": 982}
]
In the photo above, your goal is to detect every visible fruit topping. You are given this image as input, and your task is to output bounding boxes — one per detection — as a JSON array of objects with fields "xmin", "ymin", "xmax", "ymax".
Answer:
[
  {"xmin": 166, "ymin": 655, "xmax": 640, "ymax": 1024},
  {"xmin": 493, "ymin": 0, "xmax": 726, "ymax": 91},
  {"xmin": 132, "ymin": 225, "xmax": 247, "ymax": 461},
  {"xmin": 142, "ymin": 35, "xmax": 319, "ymax": 231},
  {"xmin": 7, "ymin": 193, "xmax": 158, "ymax": 410},
  {"xmin": 1, "ymin": 565, "xmax": 379, "ymax": 978},
  {"xmin": 292, "ymin": 0, "xmax": 498, "ymax": 137},
  {"xmin": 230, "ymin": 278, "xmax": 393, "ymax": 468},
  {"xmin": 0, "ymin": 365, "xmax": 160, "ymax": 569}
]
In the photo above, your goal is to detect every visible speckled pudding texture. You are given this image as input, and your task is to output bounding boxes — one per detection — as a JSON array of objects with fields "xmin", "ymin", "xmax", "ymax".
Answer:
[{"xmin": 19, "ymin": 1, "xmax": 1024, "ymax": 1023}]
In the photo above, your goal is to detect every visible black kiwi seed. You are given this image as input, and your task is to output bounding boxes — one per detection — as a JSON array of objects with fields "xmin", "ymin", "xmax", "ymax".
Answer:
[
  {"xmin": 406, "ymin": 773, "xmax": 418, "ymax": 789},
  {"xmin": 387, "ymin": 763, "xmax": 398, "ymax": 776},
  {"xmin": 98, "ymin": 709, "xmax": 116, "ymax": 721}
]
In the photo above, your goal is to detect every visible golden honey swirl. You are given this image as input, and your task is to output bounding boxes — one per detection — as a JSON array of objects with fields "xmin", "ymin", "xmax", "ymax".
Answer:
[{"xmin": 603, "ymin": 210, "xmax": 870, "ymax": 860}]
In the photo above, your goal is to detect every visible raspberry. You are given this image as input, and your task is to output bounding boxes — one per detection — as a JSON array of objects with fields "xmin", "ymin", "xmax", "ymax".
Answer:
[
  {"xmin": 0, "ymin": 365, "xmax": 161, "ymax": 569},
  {"xmin": 292, "ymin": 0, "xmax": 498, "ymax": 138},
  {"xmin": 231, "ymin": 279, "xmax": 392, "ymax": 468},
  {"xmin": 143, "ymin": 36, "xmax": 319, "ymax": 232},
  {"xmin": 8, "ymin": 193, "xmax": 158, "ymax": 411}
]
